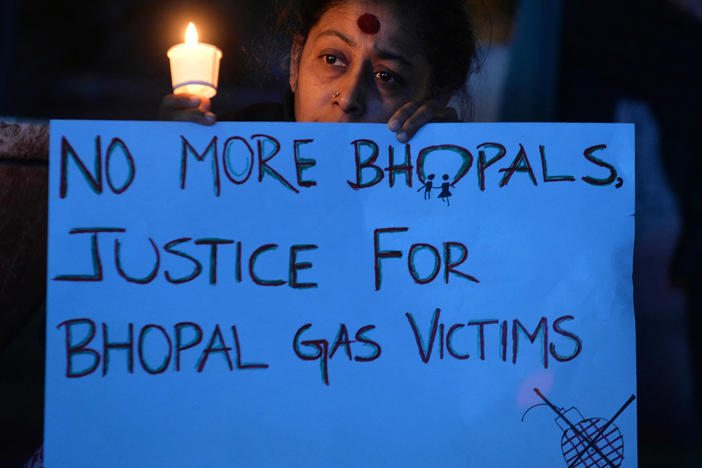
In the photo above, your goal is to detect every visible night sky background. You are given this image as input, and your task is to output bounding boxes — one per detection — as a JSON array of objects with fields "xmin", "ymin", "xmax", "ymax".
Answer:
[{"xmin": 1, "ymin": 0, "xmax": 701, "ymax": 466}]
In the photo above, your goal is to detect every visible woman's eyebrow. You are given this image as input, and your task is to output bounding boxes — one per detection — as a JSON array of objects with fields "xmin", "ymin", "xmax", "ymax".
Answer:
[
  {"xmin": 374, "ymin": 48, "xmax": 413, "ymax": 68},
  {"xmin": 315, "ymin": 29, "xmax": 356, "ymax": 46}
]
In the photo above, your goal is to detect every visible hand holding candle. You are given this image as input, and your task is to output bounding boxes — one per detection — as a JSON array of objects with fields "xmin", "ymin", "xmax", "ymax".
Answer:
[{"xmin": 167, "ymin": 22, "xmax": 222, "ymax": 98}]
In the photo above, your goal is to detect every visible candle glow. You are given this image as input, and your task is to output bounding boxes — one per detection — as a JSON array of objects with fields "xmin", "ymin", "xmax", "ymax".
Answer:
[{"xmin": 167, "ymin": 22, "xmax": 222, "ymax": 98}]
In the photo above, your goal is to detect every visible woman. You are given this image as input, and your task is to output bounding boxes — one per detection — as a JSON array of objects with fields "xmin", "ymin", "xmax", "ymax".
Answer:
[{"xmin": 160, "ymin": 0, "xmax": 476, "ymax": 142}]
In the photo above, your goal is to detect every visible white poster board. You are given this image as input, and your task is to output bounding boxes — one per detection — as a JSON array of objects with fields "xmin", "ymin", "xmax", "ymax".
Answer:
[{"xmin": 46, "ymin": 121, "xmax": 636, "ymax": 467}]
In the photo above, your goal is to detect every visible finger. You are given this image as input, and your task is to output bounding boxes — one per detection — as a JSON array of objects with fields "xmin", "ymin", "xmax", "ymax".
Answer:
[
  {"xmin": 387, "ymin": 102, "xmax": 420, "ymax": 132},
  {"xmin": 161, "ymin": 94, "xmax": 201, "ymax": 112},
  {"xmin": 197, "ymin": 97, "xmax": 212, "ymax": 112},
  {"xmin": 159, "ymin": 94, "xmax": 215, "ymax": 124},
  {"xmin": 396, "ymin": 102, "xmax": 438, "ymax": 142},
  {"xmin": 170, "ymin": 108, "xmax": 216, "ymax": 125},
  {"xmin": 429, "ymin": 106, "xmax": 458, "ymax": 123}
]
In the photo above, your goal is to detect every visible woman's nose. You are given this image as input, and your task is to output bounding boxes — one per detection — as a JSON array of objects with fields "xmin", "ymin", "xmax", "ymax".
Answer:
[{"xmin": 334, "ymin": 64, "xmax": 369, "ymax": 119}]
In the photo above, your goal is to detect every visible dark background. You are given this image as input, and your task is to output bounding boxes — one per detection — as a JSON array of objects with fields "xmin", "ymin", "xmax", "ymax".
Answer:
[
  {"xmin": 0, "ymin": 0, "xmax": 290, "ymax": 121},
  {"xmin": 1, "ymin": 0, "xmax": 701, "ymax": 466}
]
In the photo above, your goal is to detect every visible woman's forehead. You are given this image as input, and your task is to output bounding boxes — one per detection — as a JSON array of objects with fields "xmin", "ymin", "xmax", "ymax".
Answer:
[{"xmin": 309, "ymin": 1, "xmax": 419, "ymax": 53}]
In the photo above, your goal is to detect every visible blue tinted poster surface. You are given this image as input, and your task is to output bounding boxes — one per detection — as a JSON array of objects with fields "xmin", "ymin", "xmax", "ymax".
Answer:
[{"xmin": 46, "ymin": 121, "xmax": 636, "ymax": 467}]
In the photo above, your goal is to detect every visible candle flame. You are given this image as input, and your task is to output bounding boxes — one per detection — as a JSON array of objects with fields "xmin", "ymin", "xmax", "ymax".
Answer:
[{"xmin": 185, "ymin": 22, "xmax": 198, "ymax": 44}]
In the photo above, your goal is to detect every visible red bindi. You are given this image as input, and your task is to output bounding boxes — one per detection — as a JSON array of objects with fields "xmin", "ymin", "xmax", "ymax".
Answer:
[{"xmin": 357, "ymin": 13, "xmax": 380, "ymax": 34}]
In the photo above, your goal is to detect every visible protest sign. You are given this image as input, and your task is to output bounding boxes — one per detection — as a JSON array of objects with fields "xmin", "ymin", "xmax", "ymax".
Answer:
[{"xmin": 46, "ymin": 121, "xmax": 636, "ymax": 467}]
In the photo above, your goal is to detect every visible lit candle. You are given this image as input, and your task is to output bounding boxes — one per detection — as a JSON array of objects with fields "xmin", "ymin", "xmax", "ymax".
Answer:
[{"xmin": 167, "ymin": 22, "xmax": 222, "ymax": 98}]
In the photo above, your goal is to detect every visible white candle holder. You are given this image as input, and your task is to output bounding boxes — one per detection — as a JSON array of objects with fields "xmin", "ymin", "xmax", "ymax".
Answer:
[{"xmin": 167, "ymin": 23, "xmax": 222, "ymax": 98}]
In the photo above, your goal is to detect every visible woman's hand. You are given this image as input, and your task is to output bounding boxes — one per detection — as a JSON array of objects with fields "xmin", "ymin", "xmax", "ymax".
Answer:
[
  {"xmin": 158, "ymin": 93, "xmax": 216, "ymax": 125},
  {"xmin": 387, "ymin": 99, "xmax": 459, "ymax": 142}
]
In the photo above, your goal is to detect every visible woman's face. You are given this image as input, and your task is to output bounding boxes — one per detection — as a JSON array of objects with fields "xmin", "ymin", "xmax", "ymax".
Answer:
[{"xmin": 289, "ymin": 1, "xmax": 434, "ymax": 123}]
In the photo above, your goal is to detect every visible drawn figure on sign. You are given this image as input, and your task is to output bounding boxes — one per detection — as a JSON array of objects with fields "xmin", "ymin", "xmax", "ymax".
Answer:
[
  {"xmin": 417, "ymin": 174, "xmax": 436, "ymax": 200},
  {"xmin": 522, "ymin": 388, "xmax": 636, "ymax": 468},
  {"xmin": 438, "ymin": 174, "xmax": 452, "ymax": 206}
]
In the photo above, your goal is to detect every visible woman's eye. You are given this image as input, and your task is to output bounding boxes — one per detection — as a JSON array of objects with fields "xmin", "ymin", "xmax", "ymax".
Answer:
[
  {"xmin": 323, "ymin": 54, "xmax": 343, "ymax": 66},
  {"xmin": 375, "ymin": 71, "xmax": 398, "ymax": 84}
]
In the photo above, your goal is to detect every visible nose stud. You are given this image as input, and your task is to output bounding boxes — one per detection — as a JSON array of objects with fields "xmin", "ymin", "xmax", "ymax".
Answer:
[{"xmin": 331, "ymin": 90, "xmax": 341, "ymax": 99}]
